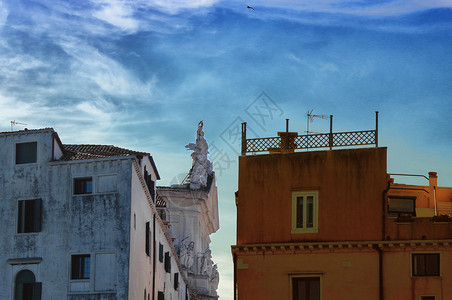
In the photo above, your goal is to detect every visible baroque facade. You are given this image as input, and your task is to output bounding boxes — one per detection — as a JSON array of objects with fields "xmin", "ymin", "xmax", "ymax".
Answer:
[{"xmin": 0, "ymin": 124, "xmax": 219, "ymax": 300}]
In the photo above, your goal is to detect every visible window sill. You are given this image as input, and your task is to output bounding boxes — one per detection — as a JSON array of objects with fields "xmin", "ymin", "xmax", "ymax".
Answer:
[{"xmin": 291, "ymin": 229, "xmax": 318, "ymax": 234}]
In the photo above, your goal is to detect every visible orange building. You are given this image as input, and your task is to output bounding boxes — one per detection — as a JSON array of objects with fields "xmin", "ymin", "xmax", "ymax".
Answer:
[{"xmin": 232, "ymin": 118, "xmax": 452, "ymax": 300}]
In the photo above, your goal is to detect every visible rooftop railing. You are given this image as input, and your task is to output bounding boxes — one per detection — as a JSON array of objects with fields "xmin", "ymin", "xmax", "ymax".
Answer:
[{"xmin": 241, "ymin": 111, "xmax": 379, "ymax": 155}]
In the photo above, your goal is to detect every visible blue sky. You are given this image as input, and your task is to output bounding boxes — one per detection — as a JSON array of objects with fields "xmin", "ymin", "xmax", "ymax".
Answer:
[{"xmin": 2, "ymin": 0, "xmax": 452, "ymax": 298}]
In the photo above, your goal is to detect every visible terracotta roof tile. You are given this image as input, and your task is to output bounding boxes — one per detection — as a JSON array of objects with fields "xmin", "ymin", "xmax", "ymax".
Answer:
[{"xmin": 61, "ymin": 144, "xmax": 149, "ymax": 161}]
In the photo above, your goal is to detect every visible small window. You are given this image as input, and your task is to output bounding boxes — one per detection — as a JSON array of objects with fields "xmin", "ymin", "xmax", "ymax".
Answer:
[
  {"xmin": 145, "ymin": 222, "xmax": 151, "ymax": 256},
  {"xmin": 292, "ymin": 192, "xmax": 318, "ymax": 234},
  {"xmin": 421, "ymin": 297, "xmax": 436, "ymax": 300},
  {"xmin": 158, "ymin": 291, "xmax": 164, "ymax": 300},
  {"xmin": 164, "ymin": 251, "xmax": 171, "ymax": 273},
  {"xmin": 174, "ymin": 273, "xmax": 179, "ymax": 290},
  {"xmin": 16, "ymin": 142, "xmax": 37, "ymax": 164},
  {"xmin": 71, "ymin": 254, "xmax": 91, "ymax": 279},
  {"xmin": 18, "ymin": 199, "xmax": 42, "ymax": 233},
  {"xmin": 74, "ymin": 177, "xmax": 93, "ymax": 195},
  {"xmin": 292, "ymin": 277, "xmax": 320, "ymax": 300},
  {"xmin": 412, "ymin": 253, "xmax": 440, "ymax": 277},
  {"xmin": 388, "ymin": 197, "xmax": 416, "ymax": 217},
  {"xmin": 159, "ymin": 243, "xmax": 164, "ymax": 263}
]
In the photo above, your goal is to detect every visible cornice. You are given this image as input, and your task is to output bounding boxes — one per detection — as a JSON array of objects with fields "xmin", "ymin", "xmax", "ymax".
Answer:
[{"xmin": 231, "ymin": 239, "xmax": 452, "ymax": 255}]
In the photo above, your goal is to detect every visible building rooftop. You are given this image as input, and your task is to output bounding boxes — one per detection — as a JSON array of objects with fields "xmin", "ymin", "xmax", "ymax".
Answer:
[{"xmin": 61, "ymin": 144, "xmax": 150, "ymax": 161}]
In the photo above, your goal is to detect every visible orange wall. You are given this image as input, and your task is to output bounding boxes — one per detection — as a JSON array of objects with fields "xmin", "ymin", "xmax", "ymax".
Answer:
[
  {"xmin": 236, "ymin": 250, "xmax": 380, "ymax": 300},
  {"xmin": 237, "ymin": 147, "xmax": 388, "ymax": 245},
  {"xmin": 235, "ymin": 248, "xmax": 452, "ymax": 300}
]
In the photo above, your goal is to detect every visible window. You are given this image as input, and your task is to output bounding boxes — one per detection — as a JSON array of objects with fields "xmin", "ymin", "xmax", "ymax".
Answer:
[
  {"xmin": 164, "ymin": 251, "xmax": 171, "ymax": 273},
  {"xmin": 159, "ymin": 243, "xmax": 164, "ymax": 263},
  {"xmin": 292, "ymin": 277, "xmax": 320, "ymax": 300},
  {"xmin": 388, "ymin": 197, "xmax": 416, "ymax": 217},
  {"xmin": 421, "ymin": 297, "xmax": 435, "ymax": 300},
  {"xmin": 412, "ymin": 253, "xmax": 440, "ymax": 276},
  {"xmin": 74, "ymin": 177, "xmax": 92, "ymax": 195},
  {"xmin": 18, "ymin": 199, "xmax": 42, "ymax": 233},
  {"xmin": 16, "ymin": 142, "xmax": 37, "ymax": 164},
  {"xmin": 292, "ymin": 192, "xmax": 318, "ymax": 234},
  {"xmin": 14, "ymin": 270, "xmax": 41, "ymax": 300},
  {"xmin": 71, "ymin": 254, "xmax": 91, "ymax": 279},
  {"xmin": 158, "ymin": 291, "xmax": 164, "ymax": 300},
  {"xmin": 145, "ymin": 222, "xmax": 151, "ymax": 256},
  {"xmin": 174, "ymin": 273, "xmax": 179, "ymax": 290}
]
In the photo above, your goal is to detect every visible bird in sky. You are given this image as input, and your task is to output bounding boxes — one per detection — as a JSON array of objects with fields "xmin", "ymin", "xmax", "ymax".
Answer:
[{"xmin": 246, "ymin": 5, "xmax": 255, "ymax": 11}]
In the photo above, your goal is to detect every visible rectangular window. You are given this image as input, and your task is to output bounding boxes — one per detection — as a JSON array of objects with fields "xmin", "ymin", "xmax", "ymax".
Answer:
[
  {"xmin": 74, "ymin": 177, "xmax": 93, "ymax": 195},
  {"xmin": 388, "ymin": 197, "xmax": 416, "ymax": 217},
  {"xmin": 145, "ymin": 222, "xmax": 150, "ymax": 256},
  {"xmin": 16, "ymin": 142, "xmax": 37, "ymax": 164},
  {"xmin": 164, "ymin": 251, "xmax": 171, "ymax": 273},
  {"xmin": 18, "ymin": 199, "xmax": 42, "ymax": 233},
  {"xmin": 412, "ymin": 253, "xmax": 440, "ymax": 276},
  {"xmin": 71, "ymin": 254, "xmax": 91, "ymax": 279},
  {"xmin": 174, "ymin": 273, "xmax": 179, "ymax": 290},
  {"xmin": 158, "ymin": 291, "xmax": 164, "ymax": 300},
  {"xmin": 292, "ymin": 277, "xmax": 320, "ymax": 300},
  {"xmin": 292, "ymin": 192, "xmax": 318, "ymax": 234},
  {"xmin": 159, "ymin": 243, "xmax": 164, "ymax": 263},
  {"xmin": 421, "ymin": 297, "xmax": 435, "ymax": 300}
]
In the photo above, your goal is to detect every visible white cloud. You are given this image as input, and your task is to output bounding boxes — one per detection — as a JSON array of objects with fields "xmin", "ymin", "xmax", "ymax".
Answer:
[
  {"xmin": 0, "ymin": 2, "xmax": 8, "ymax": 27},
  {"xmin": 91, "ymin": 0, "xmax": 140, "ymax": 33}
]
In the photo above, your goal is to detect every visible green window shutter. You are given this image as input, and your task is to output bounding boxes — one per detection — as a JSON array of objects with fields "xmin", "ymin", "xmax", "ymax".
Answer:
[{"xmin": 32, "ymin": 282, "xmax": 42, "ymax": 300}]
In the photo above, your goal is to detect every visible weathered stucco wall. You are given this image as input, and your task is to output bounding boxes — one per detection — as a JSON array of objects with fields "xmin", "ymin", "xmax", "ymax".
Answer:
[
  {"xmin": 0, "ymin": 130, "xmax": 132, "ymax": 300},
  {"xmin": 237, "ymin": 147, "xmax": 388, "ymax": 245}
]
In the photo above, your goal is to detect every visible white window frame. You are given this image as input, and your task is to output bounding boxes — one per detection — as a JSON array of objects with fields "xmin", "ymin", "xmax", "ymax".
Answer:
[{"xmin": 291, "ymin": 191, "xmax": 318, "ymax": 234}]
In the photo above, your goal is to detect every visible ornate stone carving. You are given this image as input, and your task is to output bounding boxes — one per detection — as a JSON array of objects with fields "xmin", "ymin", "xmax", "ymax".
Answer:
[{"xmin": 179, "ymin": 239, "xmax": 195, "ymax": 270}]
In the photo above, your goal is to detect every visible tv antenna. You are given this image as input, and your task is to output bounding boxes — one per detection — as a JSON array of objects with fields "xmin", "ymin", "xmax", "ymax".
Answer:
[
  {"xmin": 306, "ymin": 109, "xmax": 330, "ymax": 134},
  {"xmin": 11, "ymin": 120, "xmax": 28, "ymax": 132}
]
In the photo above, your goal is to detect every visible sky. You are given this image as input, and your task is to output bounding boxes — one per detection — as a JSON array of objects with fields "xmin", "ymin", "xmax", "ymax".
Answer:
[{"xmin": 2, "ymin": 0, "xmax": 452, "ymax": 298}]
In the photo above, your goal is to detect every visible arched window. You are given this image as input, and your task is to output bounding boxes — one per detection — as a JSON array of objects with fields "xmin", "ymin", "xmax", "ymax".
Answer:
[{"xmin": 14, "ymin": 270, "xmax": 41, "ymax": 300}]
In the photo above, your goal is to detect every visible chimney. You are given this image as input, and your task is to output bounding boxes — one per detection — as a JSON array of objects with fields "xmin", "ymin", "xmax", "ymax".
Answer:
[{"xmin": 429, "ymin": 172, "xmax": 437, "ymax": 188}]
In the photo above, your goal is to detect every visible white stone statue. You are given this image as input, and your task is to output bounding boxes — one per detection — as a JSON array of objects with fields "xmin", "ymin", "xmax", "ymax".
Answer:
[
  {"xmin": 179, "ymin": 239, "xmax": 195, "ymax": 270},
  {"xmin": 210, "ymin": 264, "xmax": 219, "ymax": 293},
  {"xmin": 185, "ymin": 121, "xmax": 213, "ymax": 190},
  {"xmin": 200, "ymin": 249, "xmax": 213, "ymax": 276}
]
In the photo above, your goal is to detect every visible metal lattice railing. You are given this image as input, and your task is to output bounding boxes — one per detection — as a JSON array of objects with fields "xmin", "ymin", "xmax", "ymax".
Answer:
[{"xmin": 240, "ymin": 112, "xmax": 379, "ymax": 155}]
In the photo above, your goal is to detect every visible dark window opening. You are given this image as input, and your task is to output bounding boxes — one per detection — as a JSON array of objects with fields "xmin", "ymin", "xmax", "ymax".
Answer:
[
  {"xmin": 145, "ymin": 222, "xmax": 150, "ymax": 256},
  {"xmin": 18, "ymin": 199, "xmax": 42, "ymax": 233},
  {"xmin": 159, "ymin": 243, "xmax": 164, "ymax": 263},
  {"xmin": 14, "ymin": 270, "xmax": 41, "ymax": 300},
  {"xmin": 388, "ymin": 197, "xmax": 416, "ymax": 217},
  {"xmin": 158, "ymin": 291, "xmax": 164, "ymax": 300},
  {"xmin": 421, "ymin": 297, "xmax": 436, "ymax": 300},
  {"xmin": 71, "ymin": 254, "xmax": 91, "ymax": 279},
  {"xmin": 74, "ymin": 178, "xmax": 92, "ymax": 195},
  {"xmin": 413, "ymin": 253, "xmax": 440, "ymax": 276},
  {"xmin": 16, "ymin": 142, "xmax": 37, "ymax": 164},
  {"xmin": 293, "ymin": 277, "xmax": 320, "ymax": 300},
  {"xmin": 164, "ymin": 251, "xmax": 171, "ymax": 273},
  {"xmin": 174, "ymin": 273, "xmax": 179, "ymax": 290}
]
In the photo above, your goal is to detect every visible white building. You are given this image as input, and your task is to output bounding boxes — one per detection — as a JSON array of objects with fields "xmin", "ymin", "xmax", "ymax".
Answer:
[{"xmin": 0, "ymin": 125, "xmax": 219, "ymax": 300}]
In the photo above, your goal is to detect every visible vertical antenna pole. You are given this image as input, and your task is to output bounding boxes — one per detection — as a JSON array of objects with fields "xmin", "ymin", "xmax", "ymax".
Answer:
[
  {"xmin": 285, "ymin": 119, "xmax": 289, "ymax": 151},
  {"xmin": 329, "ymin": 115, "xmax": 333, "ymax": 150},
  {"xmin": 375, "ymin": 111, "xmax": 379, "ymax": 147},
  {"xmin": 241, "ymin": 122, "xmax": 247, "ymax": 156}
]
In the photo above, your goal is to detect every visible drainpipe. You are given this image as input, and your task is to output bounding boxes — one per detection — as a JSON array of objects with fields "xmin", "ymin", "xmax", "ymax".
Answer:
[
  {"xmin": 152, "ymin": 214, "xmax": 156, "ymax": 299},
  {"xmin": 377, "ymin": 175, "xmax": 391, "ymax": 300},
  {"xmin": 429, "ymin": 172, "xmax": 438, "ymax": 215},
  {"xmin": 233, "ymin": 252, "xmax": 237, "ymax": 300}
]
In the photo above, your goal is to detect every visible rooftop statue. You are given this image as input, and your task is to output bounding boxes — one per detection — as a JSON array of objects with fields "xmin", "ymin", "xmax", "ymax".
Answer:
[{"xmin": 185, "ymin": 121, "xmax": 213, "ymax": 190}]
